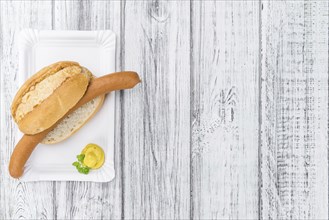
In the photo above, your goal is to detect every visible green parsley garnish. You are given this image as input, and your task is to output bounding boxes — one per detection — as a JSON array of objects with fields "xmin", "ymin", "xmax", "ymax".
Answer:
[
  {"xmin": 72, "ymin": 154, "xmax": 90, "ymax": 174},
  {"xmin": 77, "ymin": 154, "xmax": 85, "ymax": 162}
]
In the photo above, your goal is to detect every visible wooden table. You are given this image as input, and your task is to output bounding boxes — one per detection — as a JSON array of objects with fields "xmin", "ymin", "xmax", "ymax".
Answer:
[{"xmin": 0, "ymin": 1, "xmax": 328, "ymax": 219}]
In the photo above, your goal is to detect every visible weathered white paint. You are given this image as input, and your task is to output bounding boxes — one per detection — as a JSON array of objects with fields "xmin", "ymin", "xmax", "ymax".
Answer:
[
  {"xmin": 0, "ymin": 1, "xmax": 328, "ymax": 219},
  {"xmin": 122, "ymin": 1, "xmax": 191, "ymax": 219},
  {"xmin": 260, "ymin": 1, "xmax": 329, "ymax": 219},
  {"xmin": 191, "ymin": 1, "xmax": 260, "ymax": 219}
]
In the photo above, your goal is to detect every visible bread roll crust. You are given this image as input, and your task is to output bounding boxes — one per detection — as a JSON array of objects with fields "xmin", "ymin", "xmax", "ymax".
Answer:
[
  {"xmin": 18, "ymin": 73, "xmax": 90, "ymax": 134},
  {"xmin": 11, "ymin": 61, "xmax": 91, "ymax": 135},
  {"xmin": 11, "ymin": 61, "xmax": 79, "ymax": 121}
]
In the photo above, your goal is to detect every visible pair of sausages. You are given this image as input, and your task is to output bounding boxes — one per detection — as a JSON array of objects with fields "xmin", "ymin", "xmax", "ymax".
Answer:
[{"xmin": 9, "ymin": 71, "xmax": 141, "ymax": 178}]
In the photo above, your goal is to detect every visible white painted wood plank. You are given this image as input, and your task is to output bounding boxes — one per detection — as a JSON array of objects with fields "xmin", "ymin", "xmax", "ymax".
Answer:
[
  {"xmin": 260, "ymin": 1, "xmax": 329, "ymax": 219},
  {"xmin": 0, "ymin": 1, "xmax": 54, "ymax": 219},
  {"xmin": 53, "ymin": 1, "xmax": 122, "ymax": 219},
  {"xmin": 122, "ymin": 1, "xmax": 191, "ymax": 219},
  {"xmin": 191, "ymin": 1, "xmax": 260, "ymax": 219}
]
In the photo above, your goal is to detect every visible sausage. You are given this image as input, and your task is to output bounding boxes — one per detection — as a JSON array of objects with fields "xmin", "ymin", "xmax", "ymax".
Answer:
[{"xmin": 9, "ymin": 71, "xmax": 141, "ymax": 178}]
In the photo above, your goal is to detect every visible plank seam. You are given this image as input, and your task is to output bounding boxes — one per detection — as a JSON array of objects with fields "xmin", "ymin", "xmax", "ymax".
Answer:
[
  {"xmin": 189, "ymin": 0, "xmax": 194, "ymax": 220},
  {"xmin": 51, "ymin": 0, "xmax": 55, "ymax": 29},
  {"xmin": 258, "ymin": 0, "xmax": 263, "ymax": 219}
]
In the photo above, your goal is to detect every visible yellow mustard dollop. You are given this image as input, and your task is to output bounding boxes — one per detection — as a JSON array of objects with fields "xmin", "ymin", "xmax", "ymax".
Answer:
[{"xmin": 82, "ymin": 143, "xmax": 105, "ymax": 169}]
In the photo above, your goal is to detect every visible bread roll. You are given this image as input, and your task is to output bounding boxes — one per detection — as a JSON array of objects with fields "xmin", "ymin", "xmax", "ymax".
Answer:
[
  {"xmin": 42, "ymin": 90, "xmax": 105, "ymax": 144},
  {"xmin": 11, "ymin": 61, "xmax": 91, "ymax": 135}
]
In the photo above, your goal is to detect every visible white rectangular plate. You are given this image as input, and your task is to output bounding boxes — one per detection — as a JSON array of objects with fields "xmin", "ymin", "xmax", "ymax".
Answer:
[{"xmin": 17, "ymin": 29, "xmax": 116, "ymax": 182}]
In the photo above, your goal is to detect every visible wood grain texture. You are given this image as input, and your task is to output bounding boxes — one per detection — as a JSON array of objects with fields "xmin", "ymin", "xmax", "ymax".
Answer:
[
  {"xmin": 53, "ymin": 1, "xmax": 122, "ymax": 219},
  {"xmin": 1, "ymin": 1, "xmax": 329, "ymax": 219},
  {"xmin": 260, "ymin": 1, "xmax": 329, "ymax": 219},
  {"xmin": 0, "ymin": 1, "xmax": 54, "ymax": 219},
  {"xmin": 191, "ymin": 1, "xmax": 260, "ymax": 219},
  {"xmin": 122, "ymin": 1, "xmax": 191, "ymax": 219}
]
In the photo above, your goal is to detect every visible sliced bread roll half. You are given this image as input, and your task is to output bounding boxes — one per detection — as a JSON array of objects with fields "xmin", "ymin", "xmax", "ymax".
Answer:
[
  {"xmin": 11, "ymin": 61, "xmax": 91, "ymax": 135},
  {"xmin": 41, "ymin": 74, "xmax": 105, "ymax": 144}
]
